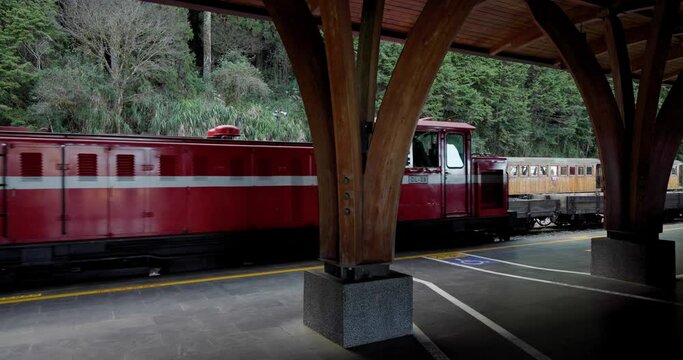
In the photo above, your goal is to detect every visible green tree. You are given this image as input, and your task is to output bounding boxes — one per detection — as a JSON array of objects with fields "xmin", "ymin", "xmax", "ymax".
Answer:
[{"xmin": 0, "ymin": 0, "xmax": 58, "ymax": 125}]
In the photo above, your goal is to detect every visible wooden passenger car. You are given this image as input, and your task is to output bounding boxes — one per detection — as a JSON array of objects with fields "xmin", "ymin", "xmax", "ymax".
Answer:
[
  {"xmin": 508, "ymin": 157, "xmax": 683, "ymax": 196},
  {"xmin": 507, "ymin": 157, "xmax": 600, "ymax": 196}
]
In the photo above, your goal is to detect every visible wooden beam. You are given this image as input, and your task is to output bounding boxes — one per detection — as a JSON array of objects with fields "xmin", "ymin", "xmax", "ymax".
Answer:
[
  {"xmin": 490, "ymin": 6, "xmax": 601, "ymax": 55},
  {"xmin": 590, "ymin": 23, "xmax": 651, "ymax": 57},
  {"xmin": 630, "ymin": 0, "xmax": 680, "ymax": 233},
  {"xmin": 262, "ymin": 0, "xmax": 340, "ymax": 262},
  {"xmin": 657, "ymin": 70, "xmax": 683, "ymax": 132},
  {"xmin": 631, "ymin": 42, "xmax": 683, "ymax": 72},
  {"xmin": 319, "ymin": 0, "xmax": 364, "ymax": 266},
  {"xmin": 663, "ymin": 67, "xmax": 682, "ymax": 81},
  {"xmin": 525, "ymin": 0, "xmax": 626, "ymax": 229},
  {"xmin": 362, "ymin": 0, "xmax": 481, "ymax": 264},
  {"xmin": 356, "ymin": 0, "xmax": 385, "ymax": 167},
  {"xmin": 604, "ymin": 13, "xmax": 635, "ymax": 129}
]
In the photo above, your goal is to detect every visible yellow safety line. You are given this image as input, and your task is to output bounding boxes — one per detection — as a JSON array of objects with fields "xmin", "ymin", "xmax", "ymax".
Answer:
[
  {"xmin": 0, "ymin": 265, "xmax": 322, "ymax": 305},
  {"xmin": 2, "ymin": 225, "xmax": 683, "ymax": 306}
]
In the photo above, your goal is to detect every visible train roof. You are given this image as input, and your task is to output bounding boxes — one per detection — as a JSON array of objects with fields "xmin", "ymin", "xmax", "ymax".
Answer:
[
  {"xmin": 416, "ymin": 119, "xmax": 476, "ymax": 132},
  {"xmin": 508, "ymin": 157, "xmax": 683, "ymax": 167},
  {"xmin": 506, "ymin": 157, "xmax": 600, "ymax": 164}
]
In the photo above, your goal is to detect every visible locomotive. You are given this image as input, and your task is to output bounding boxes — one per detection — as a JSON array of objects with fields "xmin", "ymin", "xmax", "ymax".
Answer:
[
  {"xmin": 0, "ymin": 119, "xmax": 509, "ymax": 274},
  {"xmin": 507, "ymin": 157, "xmax": 683, "ymax": 229}
]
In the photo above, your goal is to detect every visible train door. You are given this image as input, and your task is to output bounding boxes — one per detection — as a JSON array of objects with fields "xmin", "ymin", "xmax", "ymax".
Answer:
[
  {"xmin": 399, "ymin": 131, "xmax": 442, "ymax": 221},
  {"xmin": 7, "ymin": 143, "xmax": 63, "ymax": 243},
  {"xmin": 444, "ymin": 132, "xmax": 468, "ymax": 216},
  {"xmin": 146, "ymin": 146, "xmax": 188, "ymax": 235},
  {"xmin": 596, "ymin": 164, "xmax": 603, "ymax": 190},
  {"xmin": 0, "ymin": 143, "xmax": 6, "ymax": 241},
  {"xmin": 108, "ymin": 146, "xmax": 146, "ymax": 237},
  {"xmin": 64, "ymin": 145, "xmax": 109, "ymax": 239}
]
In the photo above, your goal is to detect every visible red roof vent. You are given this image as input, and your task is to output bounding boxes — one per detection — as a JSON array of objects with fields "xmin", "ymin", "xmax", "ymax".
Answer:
[{"xmin": 207, "ymin": 125, "xmax": 240, "ymax": 139}]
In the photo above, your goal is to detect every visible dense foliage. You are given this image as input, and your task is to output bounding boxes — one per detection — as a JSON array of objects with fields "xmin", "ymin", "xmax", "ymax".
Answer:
[{"xmin": 0, "ymin": 0, "xmax": 675, "ymax": 158}]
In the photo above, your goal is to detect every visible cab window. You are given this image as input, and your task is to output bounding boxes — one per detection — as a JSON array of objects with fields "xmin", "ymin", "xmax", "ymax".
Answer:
[
  {"xmin": 410, "ymin": 131, "xmax": 439, "ymax": 168},
  {"xmin": 446, "ymin": 134, "xmax": 465, "ymax": 168}
]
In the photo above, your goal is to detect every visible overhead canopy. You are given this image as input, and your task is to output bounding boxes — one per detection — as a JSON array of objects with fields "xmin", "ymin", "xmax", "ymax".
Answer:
[{"xmin": 148, "ymin": 0, "xmax": 683, "ymax": 81}]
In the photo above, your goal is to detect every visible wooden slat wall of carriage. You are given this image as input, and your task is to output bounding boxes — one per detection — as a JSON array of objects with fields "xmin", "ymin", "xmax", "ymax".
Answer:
[{"xmin": 508, "ymin": 157, "xmax": 682, "ymax": 196}]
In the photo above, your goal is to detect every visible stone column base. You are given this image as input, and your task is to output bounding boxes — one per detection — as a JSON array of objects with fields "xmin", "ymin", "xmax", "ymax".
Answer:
[
  {"xmin": 303, "ymin": 269, "xmax": 413, "ymax": 348},
  {"xmin": 591, "ymin": 237, "xmax": 675, "ymax": 287}
]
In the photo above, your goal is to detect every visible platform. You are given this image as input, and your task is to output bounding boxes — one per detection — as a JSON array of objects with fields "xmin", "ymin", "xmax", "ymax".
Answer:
[{"xmin": 1, "ymin": 225, "xmax": 682, "ymax": 359}]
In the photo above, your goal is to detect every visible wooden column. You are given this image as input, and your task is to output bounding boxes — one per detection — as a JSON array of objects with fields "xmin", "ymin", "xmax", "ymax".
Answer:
[
  {"xmin": 265, "ymin": 0, "xmax": 480, "ymax": 270},
  {"xmin": 262, "ymin": 0, "xmax": 339, "ymax": 261},
  {"xmin": 525, "ymin": 0, "xmax": 683, "ymax": 241},
  {"xmin": 363, "ymin": 0, "xmax": 482, "ymax": 263}
]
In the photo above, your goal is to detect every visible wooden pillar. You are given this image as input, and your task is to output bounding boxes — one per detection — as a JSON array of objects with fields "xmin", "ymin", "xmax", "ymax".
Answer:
[
  {"xmin": 525, "ymin": 0, "xmax": 683, "ymax": 241},
  {"xmin": 264, "ymin": 0, "xmax": 481, "ymax": 272}
]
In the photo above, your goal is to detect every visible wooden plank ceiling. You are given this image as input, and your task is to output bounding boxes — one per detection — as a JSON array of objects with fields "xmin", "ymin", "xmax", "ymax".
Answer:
[{"xmin": 147, "ymin": 0, "xmax": 683, "ymax": 81}]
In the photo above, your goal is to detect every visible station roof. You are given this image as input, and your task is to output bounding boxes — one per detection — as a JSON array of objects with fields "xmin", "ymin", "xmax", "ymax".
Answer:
[{"xmin": 146, "ymin": 0, "xmax": 683, "ymax": 82}]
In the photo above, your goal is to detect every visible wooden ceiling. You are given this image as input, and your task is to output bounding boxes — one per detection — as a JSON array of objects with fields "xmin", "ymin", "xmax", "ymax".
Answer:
[{"xmin": 147, "ymin": 0, "xmax": 683, "ymax": 81}]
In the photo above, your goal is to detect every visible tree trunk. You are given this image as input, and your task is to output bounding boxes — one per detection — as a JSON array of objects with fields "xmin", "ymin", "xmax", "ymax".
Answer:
[{"xmin": 202, "ymin": 12, "xmax": 211, "ymax": 78}]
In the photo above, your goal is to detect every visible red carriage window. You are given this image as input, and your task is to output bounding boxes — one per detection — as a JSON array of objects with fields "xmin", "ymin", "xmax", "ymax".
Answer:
[
  {"xmin": 116, "ymin": 155, "xmax": 135, "ymax": 177},
  {"xmin": 20, "ymin": 152, "xmax": 42, "ymax": 177},
  {"xmin": 230, "ymin": 158, "xmax": 244, "ymax": 177},
  {"xmin": 569, "ymin": 166, "xmax": 576, "ymax": 175},
  {"xmin": 193, "ymin": 156, "xmax": 208, "ymax": 176},
  {"xmin": 160, "ymin": 155, "xmax": 176, "ymax": 177},
  {"xmin": 78, "ymin": 154, "xmax": 98, "ymax": 177},
  {"xmin": 257, "ymin": 158, "xmax": 272, "ymax": 177}
]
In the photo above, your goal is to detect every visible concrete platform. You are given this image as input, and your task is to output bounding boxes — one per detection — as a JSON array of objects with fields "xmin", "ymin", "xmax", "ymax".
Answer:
[{"xmin": 1, "ymin": 224, "xmax": 682, "ymax": 359}]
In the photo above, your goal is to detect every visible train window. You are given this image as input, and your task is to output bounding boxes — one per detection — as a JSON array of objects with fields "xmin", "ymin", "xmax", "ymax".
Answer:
[
  {"xmin": 160, "ymin": 155, "xmax": 176, "ymax": 177},
  {"xmin": 508, "ymin": 166, "xmax": 517, "ymax": 176},
  {"xmin": 412, "ymin": 132, "xmax": 439, "ymax": 168},
  {"xmin": 569, "ymin": 166, "xmax": 576, "ymax": 175},
  {"xmin": 586, "ymin": 166, "xmax": 593, "ymax": 175},
  {"xmin": 193, "ymin": 156, "xmax": 209, "ymax": 176},
  {"xmin": 116, "ymin": 155, "xmax": 135, "ymax": 177},
  {"xmin": 521, "ymin": 165, "xmax": 528, "ymax": 176},
  {"xmin": 550, "ymin": 165, "xmax": 558, "ymax": 176},
  {"xmin": 672, "ymin": 167, "xmax": 678, "ymax": 176},
  {"xmin": 446, "ymin": 134, "xmax": 464, "ymax": 168},
  {"xmin": 560, "ymin": 166, "xmax": 568, "ymax": 176},
  {"xmin": 230, "ymin": 158, "xmax": 244, "ymax": 177},
  {"xmin": 578, "ymin": 166, "xmax": 585, "ymax": 175},
  {"xmin": 530, "ymin": 165, "xmax": 538, "ymax": 176},
  {"xmin": 540, "ymin": 165, "xmax": 548, "ymax": 176},
  {"xmin": 20, "ymin": 152, "xmax": 43, "ymax": 177},
  {"xmin": 78, "ymin": 154, "xmax": 97, "ymax": 177}
]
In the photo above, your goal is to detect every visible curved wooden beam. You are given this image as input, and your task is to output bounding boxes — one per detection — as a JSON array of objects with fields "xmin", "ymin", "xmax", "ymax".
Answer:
[
  {"xmin": 362, "ymin": 0, "xmax": 482, "ymax": 263},
  {"xmin": 263, "ymin": 0, "xmax": 340, "ymax": 262},
  {"xmin": 525, "ymin": 0, "xmax": 627, "ymax": 229},
  {"xmin": 604, "ymin": 13, "xmax": 635, "ymax": 128},
  {"xmin": 629, "ymin": 0, "xmax": 680, "ymax": 233}
]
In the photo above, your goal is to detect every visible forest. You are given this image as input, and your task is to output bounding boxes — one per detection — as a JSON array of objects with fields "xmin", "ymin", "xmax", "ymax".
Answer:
[{"xmin": 1, "ymin": 0, "xmax": 671, "ymax": 158}]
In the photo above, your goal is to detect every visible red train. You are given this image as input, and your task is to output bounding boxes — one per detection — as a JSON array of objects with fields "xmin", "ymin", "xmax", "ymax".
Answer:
[{"xmin": 0, "ymin": 119, "xmax": 509, "ymax": 274}]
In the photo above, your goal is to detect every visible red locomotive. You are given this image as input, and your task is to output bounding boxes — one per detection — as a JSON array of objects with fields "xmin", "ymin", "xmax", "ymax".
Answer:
[{"xmin": 0, "ymin": 119, "xmax": 509, "ymax": 274}]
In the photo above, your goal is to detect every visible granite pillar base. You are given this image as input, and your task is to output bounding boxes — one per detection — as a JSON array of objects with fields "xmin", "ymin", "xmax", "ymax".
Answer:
[
  {"xmin": 591, "ymin": 237, "xmax": 675, "ymax": 287},
  {"xmin": 303, "ymin": 269, "xmax": 413, "ymax": 348}
]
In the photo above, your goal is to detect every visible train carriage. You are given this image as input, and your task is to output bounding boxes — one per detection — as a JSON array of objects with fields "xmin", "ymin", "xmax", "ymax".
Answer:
[
  {"xmin": 0, "ymin": 120, "xmax": 509, "ymax": 275},
  {"xmin": 507, "ymin": 156, "xmax": 683, "ymax": 228}
]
